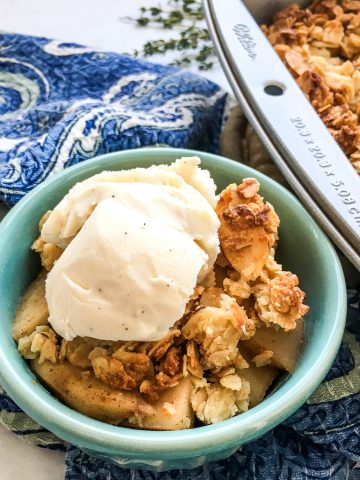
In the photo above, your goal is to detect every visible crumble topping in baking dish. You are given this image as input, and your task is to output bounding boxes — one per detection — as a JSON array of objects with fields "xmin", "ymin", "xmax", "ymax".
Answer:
[{"xmin": 262, "ymin": 0, "xmax": 360, "ymax": 174}]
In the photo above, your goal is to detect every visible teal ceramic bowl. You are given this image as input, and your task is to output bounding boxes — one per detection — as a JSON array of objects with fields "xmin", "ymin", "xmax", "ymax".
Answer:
[{"xmin": 0, "ymin": 148, "xmax": 346, "ymax": 471}]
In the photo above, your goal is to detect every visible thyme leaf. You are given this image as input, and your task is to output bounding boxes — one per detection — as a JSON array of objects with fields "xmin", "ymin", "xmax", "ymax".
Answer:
[{"xmin": 120, "ymin": 0, "xmax": 216, "ymax": 71}]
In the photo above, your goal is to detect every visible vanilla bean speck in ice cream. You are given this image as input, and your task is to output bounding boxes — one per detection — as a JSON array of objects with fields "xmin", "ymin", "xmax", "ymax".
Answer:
[{"xmin": 41, "ymin": 157, "xmax": 220, "ymax": 342}]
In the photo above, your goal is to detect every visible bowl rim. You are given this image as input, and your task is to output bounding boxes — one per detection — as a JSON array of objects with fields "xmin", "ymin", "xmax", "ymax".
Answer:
[{"xmin": 0, "ymin": 147, "xmax": 347, "ymax": 457}]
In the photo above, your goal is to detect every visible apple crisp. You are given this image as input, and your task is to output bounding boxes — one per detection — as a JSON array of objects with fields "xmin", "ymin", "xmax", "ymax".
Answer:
[
  {"xmin": 262, "ymin": 0, "xmax": 360, "ymax": 174},
  {"xmin": 13, "ymin": 178, "xmax": 309, "ymax": 430}
]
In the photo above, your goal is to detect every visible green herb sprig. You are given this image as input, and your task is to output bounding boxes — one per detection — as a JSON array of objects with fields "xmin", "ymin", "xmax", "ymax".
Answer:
[{"xmin": 121, "ymin": 0, "xmax": 216, "ymax": 71}]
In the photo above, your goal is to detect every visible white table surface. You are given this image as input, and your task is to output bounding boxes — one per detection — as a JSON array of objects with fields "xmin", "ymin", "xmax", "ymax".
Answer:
[{"xmin": 0, "ymin": 1, "xmax": 230, "ymax": 478}]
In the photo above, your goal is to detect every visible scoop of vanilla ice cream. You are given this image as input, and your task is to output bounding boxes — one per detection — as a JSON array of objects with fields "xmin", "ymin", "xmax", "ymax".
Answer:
[{"xmin": 42, "ymin": 157, "xmax": 220, "ymax": 341}]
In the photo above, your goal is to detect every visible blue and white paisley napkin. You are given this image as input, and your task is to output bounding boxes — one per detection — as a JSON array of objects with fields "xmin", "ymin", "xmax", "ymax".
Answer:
[
  {"xmin": 1, "ymin": 33, "xmax": 360, "ymax": 480},
  {"xmin": 0, "ymin": 33, "xmax": 229, "ymax": 205}
]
